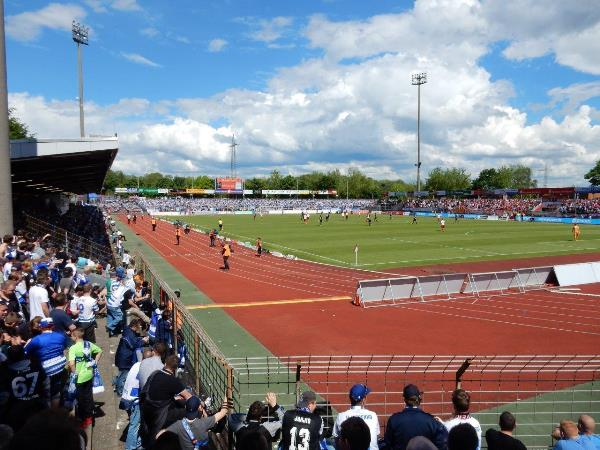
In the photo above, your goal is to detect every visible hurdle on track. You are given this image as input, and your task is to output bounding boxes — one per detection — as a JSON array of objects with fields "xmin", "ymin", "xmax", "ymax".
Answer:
[{"xmin": 355, "ymin": 265, "xmax": 556, "ymax": 307}]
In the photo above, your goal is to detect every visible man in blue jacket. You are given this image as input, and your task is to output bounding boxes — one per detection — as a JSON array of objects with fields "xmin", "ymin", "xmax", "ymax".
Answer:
[
  {"xmin": 114, "ymin": 319, "xmax": 147, "ymax": 396},
  {"xmin": 384, "ymin": 384, "xmax": 448, "ymax": 450}
]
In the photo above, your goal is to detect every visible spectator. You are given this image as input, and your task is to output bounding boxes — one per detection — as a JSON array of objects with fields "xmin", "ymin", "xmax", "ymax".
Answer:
[
  {"xmin": 333, "ymin": 384, "xmax": 379, "ymax": 450},
  {"xmin": 407, "ymin": 437, "xmax": 438, "ymax": 450},
  {"xmin": 106, "ymin": 267, "xmax": 129, "ymax": 337},
  {"xmin": 28, "ymin": 273, "xmax": 50, "ymax": 319},
  {"xmin": 140, "ymin": 354, "xmax": 192, "ymax": 449},
  {"xmin": 336, "ymin": 416, "xmax": 372, "ymax": 450},
  {"xmin": 485, "ymin": 411, "xmax": 526, "ymax": 450},
  {"xmin": 160, "ymin": 395, "xmax": 231, "ymax": 450},
  {"xmin": 384, "ymin": 384, "xmax": 448, "ymax": 450},
  {"xmin": 8, "ymin": 408, "xmax": 87, "ymax": 450},
  {"xmin": 444, "ymin": 389, "xmax": 481, "ymax": 450},
  {"xmin": 68, "ymin": 327, "xmax": 103, "ymax": 433},
  {"xmin": 448, "ymin": 424, "xmax": 478, "ymax": 450},
  {"xmin": 137, "ymin": 341, "xmax": 168, "ymax": 391},
  {"xmin": 553, "ymin": 421, "xmax": 596, "ymax": 450},
  {"xmin": 24, "ymin": 317, "xmax": 71, "ymax": 408},
  {"xmin": 235, "ymin": 392, "xmax": 285, "ymax": 450},
  {"xmin": 0, "ymin": 305, "xmax": 8, "ymax": 329},
  {"xmin": 59, "ymin": 267, "xmax": 76, "ymax": 299},
  {"xmin": 114, "ymin": 319, "xmax": 147, "ymax": 396},
  {"xmin": 49, "ymin": 293, "xmax": 76, "ymax": 337},
  {"xmin": 281, "ymin": 391, "xmax": 324, "ymax": 450},
  {"xmin": 0, "ymin": 344, "xmax": 49, "ymax": 432},
  {"xmin": 0, "ymin": 282, "xmax": 19, "ymax": 316},
  {"xmin": 70, "ymin": 284, "xmax": 100, "ymax": 343},
  {"xmin": 153, "ymin": 430, "xmax": 182, "ymax": 450},
  {"xmin": 578, "ymin": 415, "xmax": 600, "ymax": 450},
  {"xmin": 122, "ymin": 348, "xmax": 153, "ymax": 450},
  {"xmin": 237, "ymin": 431, "xmax": 270, "ymax": 450}
]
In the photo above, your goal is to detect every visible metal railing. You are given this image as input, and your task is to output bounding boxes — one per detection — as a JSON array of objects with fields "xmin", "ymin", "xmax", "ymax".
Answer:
[
  {"xmin": 23, "ymin": 213, "xmax": 114, "ymax": 265},
  {"xmin": 134, "ymin": 252, "xmax": 234, "ymax": 407}
]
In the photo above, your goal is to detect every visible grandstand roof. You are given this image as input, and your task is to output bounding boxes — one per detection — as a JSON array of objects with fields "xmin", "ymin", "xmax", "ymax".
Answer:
[{"xmin": 10, "ymin": 137, "xmax": 118, "ymax": 195}]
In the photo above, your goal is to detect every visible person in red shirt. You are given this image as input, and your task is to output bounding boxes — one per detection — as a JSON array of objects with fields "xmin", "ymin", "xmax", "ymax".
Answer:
[{"xmin": 256, "ymin": 238, "xmax": 263, "ymax": 257}]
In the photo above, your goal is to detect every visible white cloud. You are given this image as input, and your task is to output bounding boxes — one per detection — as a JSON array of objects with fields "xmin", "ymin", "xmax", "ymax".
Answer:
[
  {"xmin": 6, "ymin": 3, "xmax": 86, "ymax": 42},
  {"xmin": 140, "ymin": 27, "xmax": 160, "ymax": 38},
  {"xmin": 175, "ymin": 36, "xmax": 191, "ymax": 44},
  {"xmin": 121, "ymin": 52, "xmax": 162, "ymax": 68},
  {"xmin": 84, "ymin": 0, "xmax": 142, "ymax": 13},
  {"xmin": 110, "ymin": 0, "xmax": 142, "ymax": 11},
  {"xmin": 208, "ymin": 38, "xmax": 228, "ymax": 52},
  {"xmin": 246, "ymin": 16, "xmax": 294, "ymax": 43}
]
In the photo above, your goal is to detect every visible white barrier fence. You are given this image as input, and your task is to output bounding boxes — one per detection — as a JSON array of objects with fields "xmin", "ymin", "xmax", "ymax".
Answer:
[
  {"xmin": 356, "ymin": 266, "xmax": 554, "ymax": 308},
  {"xmin": 356, "ymin": 261, "xmax": 600, "ymax": 307}
]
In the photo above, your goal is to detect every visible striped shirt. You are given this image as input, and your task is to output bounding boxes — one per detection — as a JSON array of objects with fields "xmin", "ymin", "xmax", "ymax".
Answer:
[
  {"xmin": 25, "ymin": 332, "xmax": 70, "ymax": 376},
  {"xmin": 71, "ymin": 295, "xmax": 99, "ymax": 323}
]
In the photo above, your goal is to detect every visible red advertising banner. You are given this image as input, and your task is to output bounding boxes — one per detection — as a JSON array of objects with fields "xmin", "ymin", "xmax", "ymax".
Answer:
[{"xmin": 215, "ymin": 177, "xmax": 243, "ymax": 190}]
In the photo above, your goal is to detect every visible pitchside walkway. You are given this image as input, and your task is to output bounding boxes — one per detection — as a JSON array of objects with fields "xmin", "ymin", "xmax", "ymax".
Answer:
[{"xmin": 90, "ymin": 318, "xmax": 126, "ymax": 450}]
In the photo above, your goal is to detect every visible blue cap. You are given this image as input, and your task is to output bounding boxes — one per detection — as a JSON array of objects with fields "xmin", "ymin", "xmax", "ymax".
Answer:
[
  {"xmin": 350, "ymin": 384, "xmax": 371, "ymax": 402},
  {"xmin": 115, "ymin": 267, "xmax": 125, "ymax": 279},
  {"xmin": 185, "ymin": 395, "xmax": 201, "ymax": 419}
]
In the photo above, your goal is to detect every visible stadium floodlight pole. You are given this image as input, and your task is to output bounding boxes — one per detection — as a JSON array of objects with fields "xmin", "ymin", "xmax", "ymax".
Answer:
[
  {"xmin": 72, "ymin": 20, "xmax": 89, "ymax": 138},
  {"xmin": 0, "ymin": 0, "xmax": 13, "ymax": 234},
  {"xmin": 411, "ymin": 72, "xmax": 427, "ymax": 192}
]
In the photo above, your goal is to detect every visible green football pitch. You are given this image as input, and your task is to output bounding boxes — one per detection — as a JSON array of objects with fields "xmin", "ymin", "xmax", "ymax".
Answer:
[{"xmin": 166, "ymin": 214, "xmax": 600, "ymax": 269}]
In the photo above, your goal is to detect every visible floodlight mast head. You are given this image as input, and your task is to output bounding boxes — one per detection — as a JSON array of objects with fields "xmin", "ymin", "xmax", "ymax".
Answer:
[
  {"xmin": 72, "ymin": 21, "xmax": 89, "ymax": 45},
  {"xmin": 411, "ymin": 72, "xmax": 427, "ymax": 85}
]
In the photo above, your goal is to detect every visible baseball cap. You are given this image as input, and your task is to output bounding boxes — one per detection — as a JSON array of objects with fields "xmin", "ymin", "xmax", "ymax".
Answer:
[
  {"xmin": 185, "ymin": 395, "xmax": 202, "ymax": 420},
  {"xmin": 350, "ymin": 384, "xmax": 371, "ymax": 402},
  {"xmin": 40, "ymin": 317, "xmax": 54, "ymax": 329},
  {"xmin": 115, "ymin": 267, "xmax": 126, "ymax": 279},
  {"xmin": 403, "ymin": 384, "xmax": 421, "ymax": 399},
  {"xmin": 297, "ymin": 391, "xmax": 317, "ymax": 408}
]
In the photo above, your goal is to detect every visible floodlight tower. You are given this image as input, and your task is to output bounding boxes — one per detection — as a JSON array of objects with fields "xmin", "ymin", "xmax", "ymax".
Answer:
[
  {"xmin": 72, "ymin": 21, "xmax": 89, "ymax": 138},
  {"xmin": 0, "ymin": 0, "xmax": 14, "ymax": 234},
  {"xmin": 411, "ymin": 72, "xmax": 427, "ymax": 192},
  {"xmin": 229, "ymin": 134, "xmax": 238, "ymax": 178}
]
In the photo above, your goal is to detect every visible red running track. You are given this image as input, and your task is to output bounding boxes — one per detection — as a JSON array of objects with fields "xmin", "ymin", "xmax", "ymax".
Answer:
[{"xmin": 124, "ymin": 218, "xmax": 600, "ymax": 355}]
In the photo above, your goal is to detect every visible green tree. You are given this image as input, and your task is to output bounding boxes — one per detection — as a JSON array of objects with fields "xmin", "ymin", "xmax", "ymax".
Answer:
[
  {"xmin": 194, "ymin": 176, "xmax": 215, "ymax": 189},
  {"xmin": 472, "ymin": 165, "xmax": 536, "ymax": 190},
  {"xmin": 585, "ymin": 160, "xmax": 600, "ymax": 186},
  {"xmin": 266, "ymin": 170, "xmax": 283, "ymax": 189},
  {"xmin": 472, "ymin": 168, "xmax": 499, "ymax": 190},
  {"xmin": 244, "ymin": 177, "xmax": 267, "ymax": 192},
  {"xmin": 281, "ymin": 174, "xmax": 296, "ymax": 190},
  {"xmin": 425, "ymin": 167, "xmax": 471, "ymax": 191},
  {"xmin": 8, "ymin": 108, "xmax": 34, "ymax": 139}
]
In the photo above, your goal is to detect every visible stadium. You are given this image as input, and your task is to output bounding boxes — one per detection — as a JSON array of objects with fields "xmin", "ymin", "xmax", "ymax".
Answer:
[{"xmin": 1, "ymin": 2, "xmax": 600, "ymax": 450}]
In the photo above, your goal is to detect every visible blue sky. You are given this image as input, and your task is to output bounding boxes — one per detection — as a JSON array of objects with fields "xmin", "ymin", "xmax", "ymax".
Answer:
[{"xmin": 5, "ymin": 1, "xmax": 600, "ymax": 185}]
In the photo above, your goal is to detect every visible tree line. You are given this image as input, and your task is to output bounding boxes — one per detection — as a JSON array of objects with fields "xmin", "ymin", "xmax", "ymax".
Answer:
[{"xmin": 104, "ymin": 164, "xmax": 541, "ymax": 198}]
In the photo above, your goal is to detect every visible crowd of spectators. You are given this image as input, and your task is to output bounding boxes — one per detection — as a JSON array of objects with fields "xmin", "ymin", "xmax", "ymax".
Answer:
[
  {"xmin": 100, "ymin": 195, "xmax": 600, "ymax": 218},
  {"xmin": 559, "ymin": 199, "xmax": 600, "ymax": 216},
  {"xmin": 385, "ymin": 197, "xmax": 600, "ymax": 217},
  {"xmin": 101, "ymin": 196, "xmax": 377, "ymax": 213},
  {"xmin": 0, "ymin": 208, "xmax": 113, "ymax": 449}
]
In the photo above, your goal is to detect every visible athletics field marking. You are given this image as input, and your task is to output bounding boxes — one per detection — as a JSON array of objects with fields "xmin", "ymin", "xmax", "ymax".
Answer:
[{"xmin": 186, "ymin": 295, "xmax": 353, "ymax": 309}]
